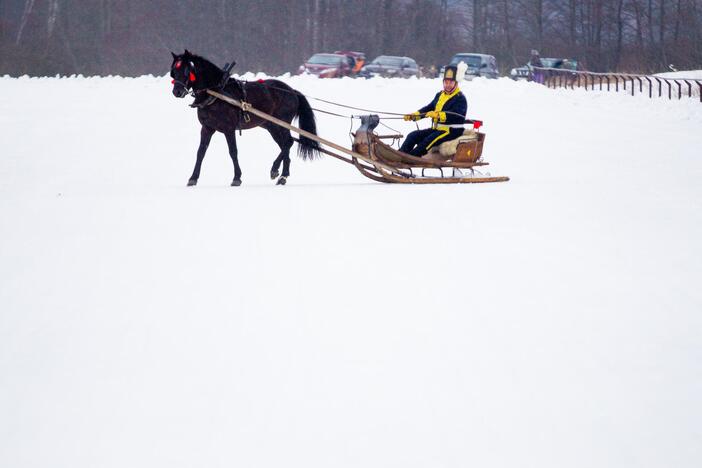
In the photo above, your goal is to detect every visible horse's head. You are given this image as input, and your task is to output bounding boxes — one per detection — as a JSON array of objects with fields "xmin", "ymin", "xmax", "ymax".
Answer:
[{"xmin": 170, "ymin": 50, "xmax": 198, "ymax": 98}]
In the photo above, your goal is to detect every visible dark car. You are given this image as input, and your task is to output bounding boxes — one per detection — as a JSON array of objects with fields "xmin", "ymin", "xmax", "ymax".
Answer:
[
  {"xmin": 510, "ymin": 58, "xmax": 579, "ymax": 80},
  {"xmin": 441, "ymin": 53, "xmax": 499, "ymax": 80},
  {"xmin": 359, "ymin": 56, "xmax": 420, "ymax": 78},
  {"xmin": 298, "ymin": 53, "xmax": 353, "ymax": 78}
]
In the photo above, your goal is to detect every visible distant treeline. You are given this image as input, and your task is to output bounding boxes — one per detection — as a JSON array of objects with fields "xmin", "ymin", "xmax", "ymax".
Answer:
[{"xmin": 1, "ymin": 0, "xmax": 701, "ymax": 76}]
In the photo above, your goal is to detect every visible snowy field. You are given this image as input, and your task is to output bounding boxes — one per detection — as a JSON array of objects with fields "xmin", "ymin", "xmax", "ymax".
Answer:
[
  {"xmin": 655, "ymin": 69, "xmax": 702, "ymax": 80},
  {"xmin": 1, "ymin": 73, "xmax": 701, "ymax": 468}
]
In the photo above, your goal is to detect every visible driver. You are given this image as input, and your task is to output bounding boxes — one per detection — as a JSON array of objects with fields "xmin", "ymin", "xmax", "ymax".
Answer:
[{"xmin": 400, "ymin": 65, "xmax": 467, "ymax": 157}]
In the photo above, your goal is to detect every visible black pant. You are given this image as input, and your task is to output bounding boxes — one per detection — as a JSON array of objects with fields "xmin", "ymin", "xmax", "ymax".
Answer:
[{"xmin": 399, "ymin": 128, "xmax": 464, "ymax": 157}]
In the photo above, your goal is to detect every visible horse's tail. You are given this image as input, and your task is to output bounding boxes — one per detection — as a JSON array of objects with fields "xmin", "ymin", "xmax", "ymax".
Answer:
[{"xmin": 295, "ymin": 92, "xmax": 321, "ymax": 161}]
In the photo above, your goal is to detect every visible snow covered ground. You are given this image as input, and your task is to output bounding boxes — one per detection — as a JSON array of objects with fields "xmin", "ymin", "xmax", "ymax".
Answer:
[
  {"xmin": 1, "ymin": 73, "xmax": 701, "ymax": 468},
  {"xmin": 655, "ymin": 69, "xmax": 702, "ymax": 80}
]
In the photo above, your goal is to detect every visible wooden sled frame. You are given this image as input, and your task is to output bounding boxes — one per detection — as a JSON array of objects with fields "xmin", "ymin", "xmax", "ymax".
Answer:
[{"xmin": 205, "ymin": 90, "xmax": 509, "ymax": 184}]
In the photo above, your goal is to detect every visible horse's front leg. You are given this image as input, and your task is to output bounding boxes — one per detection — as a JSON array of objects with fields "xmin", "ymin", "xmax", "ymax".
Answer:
[
  {"xmin": 225, "ymin": 132, "xmax": 242, "ymax": 186},
  {"xmin": 188, "ymin": 125, "xmax": 215, "ymax": 186}
]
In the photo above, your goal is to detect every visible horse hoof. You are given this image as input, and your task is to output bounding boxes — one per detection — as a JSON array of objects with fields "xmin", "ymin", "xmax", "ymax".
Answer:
[
  {"xmin": 187, "ymin": 179, "xmax": 197, "ymax": 186},
  {"xmin": 276, "ymin": 177, "xmax": 287, "ymax": 186},
  {"xmin": 270, "ymin": 170, "xmax": 280, "ymax": 180},
  {"xmin": 231, "ymin": 179, "xmax": 242, "ymax": 187}
]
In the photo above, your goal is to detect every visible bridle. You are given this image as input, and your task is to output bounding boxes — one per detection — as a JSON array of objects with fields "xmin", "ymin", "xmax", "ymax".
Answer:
[
  {"xmin": 170, "ymin": 56, "xmax": 238, "ymax": 110},
  {"xmin": 171, "ymin": 59, "xmax": 198, "ymax": 95}
]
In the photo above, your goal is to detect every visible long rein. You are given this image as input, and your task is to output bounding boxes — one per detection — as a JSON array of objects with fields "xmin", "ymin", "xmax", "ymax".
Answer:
[
  {"xmin": 225, "ymin": 79, "xmax": 474, "ymax": 138},
  {"xmin": 245, "ymin": 81, "xmax": 468, "ymax": 121}
]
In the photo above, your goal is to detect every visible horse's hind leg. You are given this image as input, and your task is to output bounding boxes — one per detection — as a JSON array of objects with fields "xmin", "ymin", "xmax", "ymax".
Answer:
[
  {"xmin": 224, "ymin": 132, "xmax": 242, "ymax": 186},
  {"xmin": 266, "ymin": 125, "xmax": 294, "ymax": 185},
  {"xmin": 188, "ymin": 125, "xmax": 215, "ymax": 186},
  {"xmin": 270, "ymin": 155, "xmax": 283, "ymax": 180}
]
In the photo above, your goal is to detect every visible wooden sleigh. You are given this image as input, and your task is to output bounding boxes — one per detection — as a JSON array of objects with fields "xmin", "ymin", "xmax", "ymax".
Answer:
[{"xmin": 350, "ymin": 115, "xmax": 509, "ymax": 184}]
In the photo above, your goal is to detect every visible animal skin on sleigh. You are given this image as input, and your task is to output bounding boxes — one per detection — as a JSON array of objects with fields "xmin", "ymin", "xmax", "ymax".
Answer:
[{"xmin": 426, "ymin": 129, "xmax": 482, "ymax": 162}]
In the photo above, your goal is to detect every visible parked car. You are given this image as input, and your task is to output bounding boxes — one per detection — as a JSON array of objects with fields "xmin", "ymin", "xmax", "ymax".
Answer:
[
  {"xmin": 510, "ymin": 58, "xmax": 579, "ymax": 80},
  {"xmin": 334, "ymin": 50, "xmax": 366, "ymax": 75},
  {"xmin": 442, "ymin": 53, "xmax": 499, "ymax": 80},
  {"xmin": 298, "ymin": 53, "xmax": 353, "ymax": 78},
  {"xmin": 359, "ymin": 56, "xmax": 421, "ymax": 78}
]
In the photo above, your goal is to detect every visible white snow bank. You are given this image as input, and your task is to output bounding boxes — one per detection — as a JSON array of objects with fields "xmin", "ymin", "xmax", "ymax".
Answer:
[
  {"xmin": 654, "ymin": 69, "xmax": 702, "ymax": 80},
  {"xmin": 1, "ymin": 74, "xmax": 701, "ymax": 468}
]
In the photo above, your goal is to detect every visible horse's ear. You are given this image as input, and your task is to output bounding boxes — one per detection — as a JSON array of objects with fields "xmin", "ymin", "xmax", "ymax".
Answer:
[
  {"xmin": 184, "ymin": 49, "xmax": 191, "ymax": 57},
  {"xmin": 171, "ymin": 51, "xmax": 177, "ymax": 60}
]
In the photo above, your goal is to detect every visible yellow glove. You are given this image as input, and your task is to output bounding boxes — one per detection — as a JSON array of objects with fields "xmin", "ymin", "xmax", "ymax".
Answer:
[
  {"xmin": 403, "ymin": 112, "xmax": 421, "ymax": 121},
  {"xmin": 425, "ymin": 110, "xmax": 439, "ymax": 120}
]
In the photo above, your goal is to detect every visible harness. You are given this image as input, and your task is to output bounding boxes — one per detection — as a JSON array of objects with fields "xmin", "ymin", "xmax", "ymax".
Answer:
[
  {"xmin": 183, "ymin": 62, "xmax": 251, "ymax": 130},
  {"xmin": 190, "ymin": 90, "xmax": 218, "ymax": 108},
  {"xmin": 188, "ymin": 62, "xmax": 235, "ymax": 109},
  {"xmin": 237, "ymin": 79, "xmax": 251, "ymax": 124}
]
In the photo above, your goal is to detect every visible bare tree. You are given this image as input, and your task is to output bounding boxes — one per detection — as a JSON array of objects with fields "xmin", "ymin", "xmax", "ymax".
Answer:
[
  {"xmin": 1, "ymin": 0, "xmax": 701, "ymax": 76},
  {"xmin": 15, "ymin": 0, "xmax": 36, "ymax": 45}
]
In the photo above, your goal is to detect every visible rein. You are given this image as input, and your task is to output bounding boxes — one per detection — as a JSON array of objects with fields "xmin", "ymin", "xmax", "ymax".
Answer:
[{"xmin": 244, "ymin": 81, "xmax": 469, "ymax": 122}]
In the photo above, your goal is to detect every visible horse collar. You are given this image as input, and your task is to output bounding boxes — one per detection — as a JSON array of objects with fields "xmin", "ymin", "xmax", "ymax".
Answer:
[
  {"xmin": 189, "ymin": 76, "xmax": 243, "ymax": 109},
  {"xmin": 190, "ymin": 90, "xmax": 217, "ymax": 108}
]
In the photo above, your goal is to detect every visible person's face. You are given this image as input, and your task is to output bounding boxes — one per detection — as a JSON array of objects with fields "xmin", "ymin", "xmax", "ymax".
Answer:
[{"xmin": 443, "ymin": 78, "xmax": 456, "ymax": 93}]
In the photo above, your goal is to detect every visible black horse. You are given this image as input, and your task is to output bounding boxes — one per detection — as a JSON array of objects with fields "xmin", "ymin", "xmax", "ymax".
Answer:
[{"xmin": 170, "ymin": 50, "xmax": 320, "ymax": 186}]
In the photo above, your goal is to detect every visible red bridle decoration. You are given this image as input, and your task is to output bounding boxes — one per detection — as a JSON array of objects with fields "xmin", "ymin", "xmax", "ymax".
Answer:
[{"xmin": 171, "ymin": 59, "xmax": 195, "ymax": 84}]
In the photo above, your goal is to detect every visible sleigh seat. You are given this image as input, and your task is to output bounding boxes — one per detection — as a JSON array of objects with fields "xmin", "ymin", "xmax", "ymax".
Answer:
[{"xmin": 425, "ymin": 128, "xmax": 485, "ymax": 163}]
